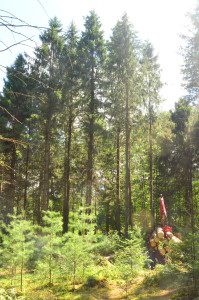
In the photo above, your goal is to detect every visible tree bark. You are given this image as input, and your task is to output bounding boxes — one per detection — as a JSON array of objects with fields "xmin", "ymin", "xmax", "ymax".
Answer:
[
  {"xmin": 124, "ymin": 82, "xmax": 132, "ymax": 237},
  {"xmin": 149, "ymin": 106, "xmax": 155, "ymax": 229},
  {"xmin": 86, "ymin": 117, "xmax": 94, "ymax": 208},
  {"xmin": 115, "ymin": 126, "xmax": 121, "ymax": 235},
  {"xmin": 186, "ymin": 150, "xmax": 194, "ymax": 230},
  {"xmin": 42, "ymin": 111, "xmax": 51, "ymax": 211},
  {"xmin": 34, "ymin": 171, "xmax": 42, "ymax": 224},
  {"xmin": 105, "ymin": 199, "xmax": 110, "ymax": 234},
  {"xmin": 41, "ymin": 45, "xmax": 54, "ymax": 213},
  {"xmin": 63, "ymin": 112, "xmax": 72, "ymax": 233},
  {"xmin": 186, "ymin": 150, "xmax": 197, "ymax": 292},
  {"xmin": 3, "ymin": 143, "xmax": 16, "ymax": 222},
  {"xmin": 23, "ymin": 144, "xmax": 30, "ymax": 212},
  {"xmin": 86, "ymin": 63, "xmax": 95, "ymax": 209}
]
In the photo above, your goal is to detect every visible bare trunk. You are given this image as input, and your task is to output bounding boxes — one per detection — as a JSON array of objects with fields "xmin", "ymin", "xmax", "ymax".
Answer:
[
  {"xmin": 105, "ymin": 199, "xmax": 110, "ymax": 234},
  {"xmin": 149, "ymin": 111, "xmax": 154, "ymax": 229},
  {"xmin": 63, "ymin": 113, "xmax": 72, "ymax": 233},
  {"xmin": 42, "ymin": 47, "xmax": 54, "ymax": 213},
  {"xmin": 34, "ymin": 171, "xmax": 42, "ymax": 224},
  {"xmin": 20, "ymin": 257, "xmax": 23, "ymax": 291},
  {"xmin": 86, "ymin": 118, "xmax": 94, "ymax": 208},
  {"xmin": 124, "ymin": 82, "xmax": 132, "ymax": 237},
  {"xmin": 42, "ymin": 116, "xmax": 51, "ymax": 211},
  {"xmin": 23, "ymin": 144, "xmax": 30, "ymax": 212},
  {"xmin": 2, "ymin": 144, "xmax": 16, "ymax": 223},
  {"xmin": 186, "ymin": 152, "xmax": 197, "ymax": 292},
  {"xmin": 115, "ymin": 127, "xmax": 121, "ymax": 235},
  {"xmin": 10, "ymin": 145, "xmax": 16, "ymax": 211},
  {"xmin": 86, "ymin": 63, "xmax": 95, "ymax": 209},
  {"xmin": 73, "ymin": 260, "xmax": 76, "ymax": 291},
  {"xmin": 49, "ymin": 254, "xmax": 52, "ymax": 285}
]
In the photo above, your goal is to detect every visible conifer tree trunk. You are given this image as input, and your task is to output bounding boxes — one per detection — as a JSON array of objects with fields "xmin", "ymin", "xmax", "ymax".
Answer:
[
  {"xmin": 86, "ymin": 118, "xmax": 94, "ymax": 207},
  {"xmin": 24, "ymin": 144, "xmax": 30, "ymax": 212},
  {"xmin": 124, "ymin": 83, "xmax": 132, "ymax": 237},
  {"xmin": 186, "ymin": 151, "xmax": 195, "ymax": 231},
  {"xmin": 42, "ymin": 116, "xmax": 51, "ymax": 211},
  {"xmin": 86, "ymin": 65, "xmax": 95, "ymax": 208},
  {"xmin": 105, "ymin": 199, "xmax": 110, "ymax": 234},
  {"xmin": 34, "ymin": 171, "xmax": 42, "ymax": 224},
  {"xmin": 3, "ymin": 144, "xmax": 16, "ymax": 222},
  {"xmin": 115, "ymin": 126, "xmax": 121, "ymax": 235},
  {"xmin": 10, "ymin": 145, "xmax": 16, "ymax": 212},
  {"xmin": 186, "ymin": 151, "xmax": 197, "ymax": 293},
  {"xmin": 42, "ymin": 90, "xmax": 53, "ymax": 212},
  {"xmin": 63, "ymin": 112, "xmax": 72, "ymax": 233},
  {"xmin": 149, "ymin": 105, "xmax": 155, "ymax": 229}
]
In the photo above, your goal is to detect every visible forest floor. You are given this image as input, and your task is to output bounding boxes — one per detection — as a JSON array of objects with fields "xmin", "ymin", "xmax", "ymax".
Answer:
[{"xmin": 0, "ymin": 266, "xmax": 191, "ymax": 300}]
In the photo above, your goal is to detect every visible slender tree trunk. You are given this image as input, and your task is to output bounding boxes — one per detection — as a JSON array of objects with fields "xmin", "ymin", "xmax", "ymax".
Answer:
[
  {"xmin": 20, "ymin": 257, "xmax": 24, "ymax": 291},
  {"xmin": 149, "ymin": 109, "xmax": 155, "ymax": 229},
  {"xmin": 86, "ymin": 118, "xmax": 94, "ymax": 209},
  {"xmin": 115, "ymin": 126, "xmax": 121, "ymax": 235},
  {"xmin": 42, "ymin": 48, "xmax": 54, "ymax": 212},
  {"xmin": 186, "ymin": 151, "xmax": 197, "ymax": 293},
  {"xmin": 105, "ymin": 199, "xmax": 110, "ymax": 234},
  {"xmin": 73, "ymin": 260, "xmax": 76, "ymax": 291},
  {"xmin": 49, "ymin": 254, "xmax": 52, "ymax": 285},
  {"xmin": 23, "ymin": 144, "xmax": 30, "ymax": 212},
  {"xmin": 86, "ymin": 64, "xmax": 95, "ymax": 209},
  {"xmin": 0, "ymin": 165, "xmax": 3, "ymax": 195},
  {"xmin": 185, "ymin": 150, "xmax": 195, "ymax": 229},
  {"xmin": 63, "ymin": 112, "xmax": 73, "ymax": 233},
  {"xmin": 189, "ymin": 164, "xmax": 194, "ymax": 231},
  {"xmin": 42, "ymin": 115, "xmax": 51, "ymax": 211},
  {"xmin": 3, "ymin": 144, "xmax": 16, "ymax": 222},
  {"xmin": 128, "ymin": 158, "xmax": 132, "ymax": 226},
  {"xmin": 34, "ymin": 171, "xmax": 42, "ymax": 224},
  {"xmin": 9, "ymin": 145, "xmax": 16, "ymax": 214},
  {"xmin": 124, "ymin": 82, "xmax": 132, "ymax": 237}
]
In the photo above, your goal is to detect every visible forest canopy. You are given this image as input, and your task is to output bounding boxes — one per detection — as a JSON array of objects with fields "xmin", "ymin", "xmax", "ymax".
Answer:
[{"xmin": 0, "ymin": 8, "xmax": 198, "ymax": 300}]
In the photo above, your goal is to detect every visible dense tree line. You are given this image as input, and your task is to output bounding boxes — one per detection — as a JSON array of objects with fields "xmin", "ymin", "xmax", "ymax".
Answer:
[{"xmin": 0, "ymin": 11, "xmax": 198, "ymax": 241}]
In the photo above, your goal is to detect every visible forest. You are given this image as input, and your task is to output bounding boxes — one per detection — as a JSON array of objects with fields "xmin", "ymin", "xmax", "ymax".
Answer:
[{"xmin": 0, "ymin": 5, "xmax": 199, "ymax": 300}]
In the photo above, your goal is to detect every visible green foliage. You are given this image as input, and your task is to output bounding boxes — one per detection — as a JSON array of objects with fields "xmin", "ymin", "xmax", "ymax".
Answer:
[
  {"xmin": 0, "ymin": 7, "xmax": 199, "ymax": 299},
  {"xmin": 0, "ymin": 213, "xmax": 35, "ymax": 290},
  {"xmin": 60, "ymin": 233, "xmax": 94, "ymax": 289},
  {"xmin": 69, "ymin": 206, "xmax": 96, "ymax": 234},
  {"xmin": 91, "ymin": 232, "xmax": 120, "ymax": 256},
  {"xmin": 0, "ymin": 288, "xmax": 17, "ymax": 300},
  {"xmin": 180, "ymin": 231, "xmax": 199, "ymax": 294},
  {"xmin": 115, "ymin": 227, "xmax": 148, "ymax": 280},
  {"xmin": 143, "ymin": 264, "xmax": 183, "ymax": 289},
  {"xmin": 36, "ymin": 211, "xmax": 63, "ymax": 285}
]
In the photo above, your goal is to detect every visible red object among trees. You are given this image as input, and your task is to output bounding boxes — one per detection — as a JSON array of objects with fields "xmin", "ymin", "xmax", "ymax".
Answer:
[
  {"xmin": 163, "ymin": 225, "xmax": 172, "ymax": 234},
  {"xmin": 160, "ymin": 195, "xmax": 167, "ymax": 218}
]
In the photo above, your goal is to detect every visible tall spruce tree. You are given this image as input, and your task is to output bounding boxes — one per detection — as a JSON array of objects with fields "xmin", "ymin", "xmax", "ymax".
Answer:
[
  {"xmin": 182, "ymin": 1, "xmax": 199, "ymax": 230},
  {"xmin": 108, "ymin": 14, "xmax": 139, "ymax": 237},
  {"xmin": 0, "ymin": 54, "xmax": 31, "ymax": 221},
  {"xmin": 33, "ymin": 18, "xmax": 64, "ymax": 220},
  {"xmin": 61, "ymin": 23, "xmax": 80, "ymax": 233},
  {"xmin": 141, "ymin": 42, "xmax": 162, "ymax": 229},
  {"xmin": 79, "ymin": 11, "xmax": 105, "ymax": 208},
  {"xmin": 182, "ymin": 1, "xmax": 199, "ymax": 103}
]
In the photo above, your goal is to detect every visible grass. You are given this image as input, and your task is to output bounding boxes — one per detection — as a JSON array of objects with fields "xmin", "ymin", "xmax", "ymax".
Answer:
[{"xmin": 0, "ymin": 264, "xmax": 193, "ymax": 300}]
